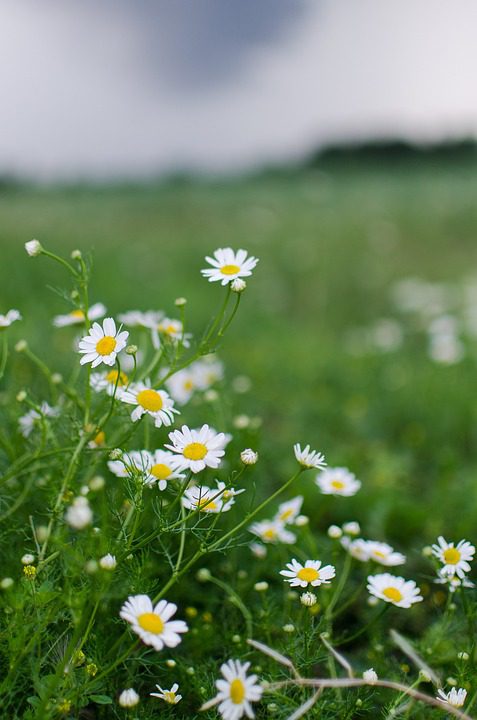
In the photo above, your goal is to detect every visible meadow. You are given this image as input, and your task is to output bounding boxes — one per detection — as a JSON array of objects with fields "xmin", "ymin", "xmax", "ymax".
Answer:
[{"xmin": 1, "ymin": 158, "xmax": 477, "ymax": 718}]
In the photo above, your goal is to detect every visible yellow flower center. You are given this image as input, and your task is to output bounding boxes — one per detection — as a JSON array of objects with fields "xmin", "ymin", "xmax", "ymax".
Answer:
[
  {"xmin": 443, "ymin": 548, "xmax": 461, "ymax": 564},
  {"xmin": 93, "ymin": 430, "xmax": 105, "ymax": 446},
  {"xmin": 137, "ymin": 389, "xmax": 163, "ymax": 412},
  {"xmin": 263, "ymin": 528, "xmax": 277, "ymax": 540},
  {"xmin": 70, "ymin": 309, "xmax": 85, "ymax": 319},
  {"xmin": 197, "ymin": 496, "xmax": 218, "ymax": 511},
  {"xmin": 297, "ymin": 567, "xmax": 319, "ymax": 583},
  {"xmin": 331, "ymin": 480, "xmax": 345, "ymax": 490},
  {"xmin": 138, "ymin": 612, "xmax": 164, "ymax": 634},
  {"xmin": 221, "ymin": 264, "xmax": 240, "ymax": 275},
  {"xmin": 183, "ymin": 442, "xmax": 208, "ymax": 460},
  {"xmin": 106, "ymin": 369, "xmax": 128, "ymax": 386},
  {"xmin": 280, "ymin": 509, "xmax": 293, "ymax": 521},
  {"xmin": 164, "ymin": 692, "xmax": 176, "ymax": 704},
  {"xmin": 373, "ymin": 550, "xmax": 386, "ymax": 559},
  {"xmin": 96, "ymin": 336, "xmax": 116, "ymax": 355},
  {"xmin": 230, "ymin": 678, "xmax": 245, "ymax": 704},
  {"xmin": 184, "ymin": 379, "xmax": 194, "ymax": 390},
  {"xmin": 383, "ymin": 586, "xmax": 403, "ymax": 603},
  {"xmin": 151, "ymin": 463, "xmax": 172, "ymax": 480}
]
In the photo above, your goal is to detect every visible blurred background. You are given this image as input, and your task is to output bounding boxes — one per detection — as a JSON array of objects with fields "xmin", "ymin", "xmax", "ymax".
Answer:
[{"xmin": 2, "ymin": 0, "xmax": 477, "ymax": 542}]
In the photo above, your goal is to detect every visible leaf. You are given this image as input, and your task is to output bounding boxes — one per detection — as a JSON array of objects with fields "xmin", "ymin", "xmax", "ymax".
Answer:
[{"xmin": 89, "ymin": 695, "xmax": 113, "ymax": 705}]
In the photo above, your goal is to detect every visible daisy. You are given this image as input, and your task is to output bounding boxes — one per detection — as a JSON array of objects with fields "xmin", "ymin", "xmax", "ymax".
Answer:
[
  {"xmin": 90, "ymin": 368, "xmax": 129, "ymax": 397},
  {"xmin": 341, "ymin": 537, "xmax": 370, "ymax": 561},
  {"xmin": 434, "ymin": 575, "xmax": 475, "ymax": 593},
  {"xmin": 165, "ymin": 424, "xmax": 226, "ymax": 473},
  {"xmin": 182, "ymin": 481, "xmax": 244, "ymax": 514},
  {"xmin": 108, "ymin": 450, "xmax": 151, "ymax": 480},
  {"xmin": 0, "ymin": 309, "xmax": 21, "ymax": 329},
  {"xmin": 249, "ymin": 519, "xmax": 296, "ymax": 545},
  {"xmin": 78, "ymin": 318, "xmax": 129, "ymax": 368},
  {"xmin": 436, "ymin": 688, "xmax": 467, "ymax": 708},
  {"xmin": 19, "ymin": 402, "xmax": 59, "ymax": 438},
  {"xmin": 120, "ymin": 381, "xmax": 179, "ymax": 428},
  {"xmin": 143, "ymin": 449, "xmax": 185, "ymax": 490},
  {"xmin": 151, "ymin": 683, "xmax": 182, "ymax": 704},
  {"xmin": 201, "ymin": 659, "xmax": 263, "ymax": 720},
  {"xmin": 166, "ymin": 357, "xmax": 224, "ymax": 405},
  {"xmin": 53, "ymin": 302, "xmax": 106, "ymax": 328},
  {"xmin": 316, "ymin": 467, "xmax": 361, "ymax": 496},
  {"xmin": 120, "ymin": 595, "xmax": 188, "ymax": 651},
  {"xmin": 367, "ymin": 573, "xmax": 423, "ymax": 608},
  {"xmin": 201, "ymin": 248, "xmax": 259, "ymax": 286},
  {"xmin": 431, "ymin": 536, "xmax": 475, "ymax": 578},
  {"xmin": 117, "ymin": 309, "xmax": 163, "ymax": 328},
  {"xmin": 280, "ymin": 558, "xmax": 336, "ymax": 588},
  {"xmin": 293, "ymin": 443, "xmax": 327, "ymax": 470},
  {"xmin": 274, "ymin": 496, "xmax": 303, "ymax": 525},
  {"xmin": 365, "ymin": 541, "xmax": 406, "ymax": 567},
  {"xmin": 152, "ymin": 317, "xmax": 192, "ymax": 349}
]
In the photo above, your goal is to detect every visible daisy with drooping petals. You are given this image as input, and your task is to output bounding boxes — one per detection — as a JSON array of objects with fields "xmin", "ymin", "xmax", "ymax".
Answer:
[
  {"xmin": 365, "ymin": 541, "xmax": 406, "ymax": 567},
  {"xmin": 120, "ymin": 595, "xmax": 188, "ymax": 651},
  {"xmin": 108, "ymin": 450, "xmax": 151, "ymax": 481},
  {"xmin": 434, "ymin": 574, "xmax": 475, "ymax": 593},
  {"xmin": 293, "ymin": 443, "xmax": 327, "ymax": 470},
  {"xmin": 78, "ymin": 318, "xmax": 128, "ymax": 368},
  {"xmin": 367, "ymin": 573, "xmax": 423, "ymax": 608},
  {"xmin": 274, "ymin": 496, "xmax": 303, "ymax": 525},
  {"xmin": 90, "ymin": 368, "xmax": 129, "ymax": 397},
  {"xmin": 151, "ymin": 683, "xmax": 182, "ymax": 704},
  {"xmin": 316, "ymin": 467, "xmax": 361, "ymax": 496},
  {"xmin": 201, "ymin": 248, "xmax": 259, "ymax": 286},
  {"xmin": 117, "ymin": 309, "xmax": 163, "ymax": 328},
  {"xmin": 341, "ymin": 537, "xmax": 370, "ymax": 561},
  {"xmin": 201, "ymin": 659, "xmax": 263, "ymax": 720},
  {"xmin": 120, "ymin": 381, "xmax": 179, "ymax": 428},
  {"xmin": 165, "ymin": 424, "xmax": 226, "ymax": 473},
  {"xmin": 182, "ymin": 481, "xmax": 244, "ymax": 514},
  {"xmin": 19, "ymin": 402, "xmax": 59, "ymax": 438},
  {"xmin": 0, "ymin": 309, "xmax": 21, "ymax": 329},
  {"xmin": 249, "ymin": 519, "xmax": 296, "ymax": 545},
  {"xmin": 431, "ymin": 536, "xmax": 475, "ymax": 578},
  {"xmin": 152, "ymin": 317, "xmax": 192, "ymax": 349},
  {"xmin": 280, "ymin": 558, "xmax": 336, "ymax": 588},
  {"xmin": 436, "ymin": 688, "xmax": 467, "ymax": 708},
  {"xmin": 53, "ymin": 302, "xmax": 106, "ymax": 328}
]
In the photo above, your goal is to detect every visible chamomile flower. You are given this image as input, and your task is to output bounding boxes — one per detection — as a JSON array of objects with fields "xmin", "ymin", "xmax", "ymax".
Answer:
[
  {"xmin": 434, "ymin": 575, "xmax": 475, "ymax": 592},
  {"xmin": 151, "ymin": 683, "xmax": 182, "ymax": 704},
  {"xmin": 152, "ymin": 318, "xmax": 192, "ymax": 349},
  {"xmin": 431, "ymin": 536, "xmax": 475, "ymax": 578},
  {"xmin": 316, "ymin": 467, "xmax": 361, "ymax": 496},
  {"xmin": 90, "ymin": 368, "xmax": 129, "ymax": 397},
  {"xmin": 117, "ymin": 309, "xmax": 163, "ymax": 328},
  {"xmin": 0, "ymin": 309, "xmax": 21, "ymax": 329},
  {"xmin": 201, "ymin": 659, "xmax": 263, "ymax": 720},
  {"xmin": 53, "ymin": 302, "xmax": 106, "ymax": 327},
  {"xmin": 293, "ymin": 443, "xmax": 327, "ymax": 470},
  {"xmin": 201, "ymin": 248, "xmax": 259, "ymax": 286},
  {"xmin": 120, "ymin": 595, "xmax": 188, "ymax": 651},
  {"xmin": 165, "ymin": 424, "xmax": 226, "ymax": 473},
  {"xmin": 120, "ymin": 381, "xmax": 179, "ymax": 428},
  {"xmin": 274, "ymin": 496, "xmax": 303, "ymax": 525},
  {"xmin": 365, "ymin": 541, "xmax": 406, "ymax": 567},
  {"xmin": 249, "ymin": 519, "xmax": 296, "ymax": 545},
  {"xmin": 107, "ymin": 450, "xmax": 150, "ymax": 480},
  {"xmin": 436, "ymin": 687, "xmax": 467, "ymax": 708},
  {"xmin": 340, "ymin": 537, "xmax": 370, "ymax": 561},
  {"xmin": 182, "ymin": 481, "xmax": 244, "ymax": 513},
  {"xmin": 19, "ymin": 402, "xmax": 59, "ymax": 438},
  {"xmin": 118, "ymin": 688, "xmax": 139, "ymax": 708},
  {"xmin": 367, "ymin": 573, "xmax": 423, "ymax": 608},
  {"xmin": 280, "ymin": 559, "xmax": 336, "ymax": 588},
  {"xmin": 78, "ymin": 318, "xmax": 128, "ymax": 368},
  {"xmin": 143, "ymin": 449, "xmax": 185, "ymax": 490},
  {"xmin": 166, "ymin": 367, "xmax": 197, "ymax": 405}
]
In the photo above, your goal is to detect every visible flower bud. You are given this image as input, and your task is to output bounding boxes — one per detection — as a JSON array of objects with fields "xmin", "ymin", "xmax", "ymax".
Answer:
[
  {"xmin": 300, "ymin": 592, "xmax": 317, "ymax": 607},
  {"xmin": 25, "ymin": 239, "xmax": 42, "ymax": 257},
  {"xmin": 175, "ymin": 297, "xmax": 187, "ymax": 307},
  {"xmin": 118, "ymin": 689, "xmax": 139, "ymax": 708},
  {"xmin": 231, "ymin": 278, "xmax": 246, "ymax": 293},
  {"xmin": 363, "ymin": 668, "xmax": 378, "ymax": 683},
  {"xmin": 70, "ymin": 249, "xmax": 82, "ymax": 260},
  {"xmin": 15, "ymin": 340, "xmax": 27, "ymax": 353},
  {"xmin": 241, "ymin": 448, "xmax": 258, "ymax": 465},
  {"xmin": 328, "ymin": 524, "xmax": 343, "ymax": 539},
  {"xmin": 99, "ymin": 553, "xmax": 117, "ymax": 570},
  {"xmin": 21, "ymin": 553, "xmax": 35, "ymax": 565},
  {"xmin": 125, "ymin": 344, "xmax": 137, "ymax": 355}
]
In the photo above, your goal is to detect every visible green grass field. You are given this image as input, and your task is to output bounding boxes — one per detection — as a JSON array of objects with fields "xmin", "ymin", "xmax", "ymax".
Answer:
[{"xmin": 2, "ymin": 160, "xmax": 477, "ymax": 717}]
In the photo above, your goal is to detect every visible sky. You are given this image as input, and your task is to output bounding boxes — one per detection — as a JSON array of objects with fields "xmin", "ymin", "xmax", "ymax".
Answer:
[{"xmin": 1, "ymin": 0, "xmax": 477, "ymax": 180}]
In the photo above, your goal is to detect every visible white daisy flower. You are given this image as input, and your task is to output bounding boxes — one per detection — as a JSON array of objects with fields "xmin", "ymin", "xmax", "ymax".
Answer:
[
  {"xmin": 431, "ymin": 536, "xmax": 475, "ymax": 578},
  {"xmin": 151, "ymin": 683, "xmax": 182, "ymax": 704},
  {"xmin": 166, "ymin": 357, "xmax": 224, "ymax": 405},
  {"xmin": 437, "ymin": 687, "xmax": 467, "ymax": 708},
  {"xmin": 434, "ymin": 574, "xmax": 475, "ymax": 592},
  {"xmin": 165, "ymin": 424, "xmax": 226, "ymax": 473},
  {"xmin": 0, "ymin": 309, "xmax": 21, "ymax": 329},
  {"xmin": 152, "ymin": 317, "xmax": 192, "ymax": 349},
  {"xmin": 215, "ymin": 481, "xmax": 246, "ymax": 506},
  {"xmin": 107, "ymin": 449, "xmax": 183, "ymax": 490},
  {"xmin": 19, "ymin": 402, "xmax": 59, "ymax": 438},
  {"xmin": 293, "ymin": 443, "xmax": 327, "ymax": 470},
  {"xmin": 249, "ymin": 519, "xmax": 296, "ymax": 545},
  {"xmin": 108, "ymin": 450, "xmax": 151, "ymax": 480},
  {"xmin": 280, "ymin": 558, "xmax": 336, "ymax": 588},
  {"xmin": 202, "ymin": 659, "xmax": 263, "ymax": 720},
  {"xmin": 120, "ymin": 595, "xmax": 188, "ymax": 651},
  {"xmin": 53, "ymin": 302, "xmax": 106, "ymax": 328},
  {"xmin": 341, "ymin": 537, "xmax": 370, "ymax": 561},
  {"xmin": 65, "ymin": 496, "xmax": 92, "ymax": 530},
  {"xmin": 117, "ymin": 309, "xmax": 163, "ymax": 328},
  {"xmin": 316, "ymin": 467, "xmax": 361, "ymax": 496},
  {"xmin": 201, "ymin": 248, "xmax": 259, "ymax": 286},
  {"xmin": 182, "ymin": 481, "xmax": 244, "ymax": 514},
  {"xmin": 120, "ymin": 381, "xmax": 179, "ymax": 428},
  {"xmin": 365, "ymin": 541, "xmax": 406, "ymax": 567},
  {"xmin": 274, "ymin": 496, "xmax": 303, "ymax": 525},
  {"xmin": 90, "ymin": 368, "xmax": 129, "ymax": 397},
  {"xmin": 78, "ymin": 318, "xmax": 129, "ymax": 368},
  {"xmin": 250, "ymin": 542, "xmax": 267, "ymax": 559},
  {"xmin": 367, "ymin": 573, "xmax": 423, "ymax": 608}
]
